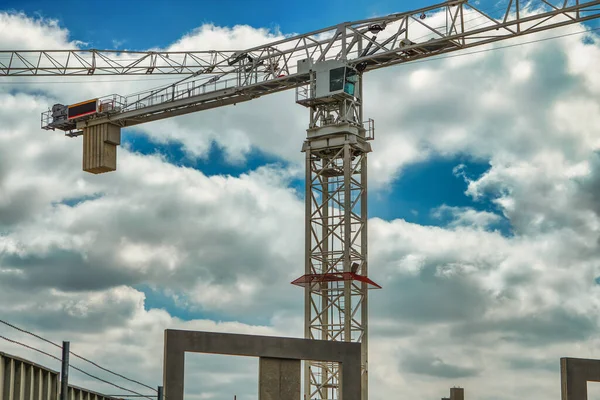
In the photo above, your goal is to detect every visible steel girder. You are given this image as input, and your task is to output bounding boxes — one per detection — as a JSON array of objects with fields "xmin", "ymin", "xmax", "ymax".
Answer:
[{"xmin": 2, "ymin": 0, "xmax": 599, "ymax": 78}]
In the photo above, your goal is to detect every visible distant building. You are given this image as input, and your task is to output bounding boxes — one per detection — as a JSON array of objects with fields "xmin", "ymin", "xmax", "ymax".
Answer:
[
  {"xmin": 451, "ymin": 387, "xmax": 465, "ymax": 400},
  {"xmin": 441, "ymin": 386, "xmax": 464, "ymax": 400}
]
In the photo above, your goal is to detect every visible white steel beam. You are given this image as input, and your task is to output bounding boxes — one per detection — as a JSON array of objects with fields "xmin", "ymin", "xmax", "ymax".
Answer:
[{"xmin": 2, "ymin": 0, "xmax": 599, "ymax": 78}]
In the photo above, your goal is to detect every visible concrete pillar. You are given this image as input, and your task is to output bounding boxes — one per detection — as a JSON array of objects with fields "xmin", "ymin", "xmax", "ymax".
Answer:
[
  {"xmin": 13, "ymin": 361, "xmax": 23, "ymax": 400},
  {"xmin": 82, "ymin": 123, "xmax": 121, "ymax": 174},
  {"xmin": 163, "ymin": 338, "xmax": 185, "ymax": 400},
  {"xmin": 450, "ymin": 387, "xmax": 464, "ymax": 400},
  {"xmin": 561, "ymin": 357, "xmax": 600, "ymax": 400},
  {"xmin": 259, "ymin": 357, "xmax": 300, "ymax": 400}
]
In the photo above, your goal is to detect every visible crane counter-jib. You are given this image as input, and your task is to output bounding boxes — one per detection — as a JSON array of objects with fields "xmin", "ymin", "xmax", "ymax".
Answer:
[{"xmin": 42, "ymin": 71, "xmax": 312, "ymax": 132}]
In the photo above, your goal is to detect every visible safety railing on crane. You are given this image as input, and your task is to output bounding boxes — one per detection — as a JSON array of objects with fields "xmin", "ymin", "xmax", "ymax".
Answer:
[{"xmin": 41, "ymin": 58, "xmax": 306, "ymax": 132}]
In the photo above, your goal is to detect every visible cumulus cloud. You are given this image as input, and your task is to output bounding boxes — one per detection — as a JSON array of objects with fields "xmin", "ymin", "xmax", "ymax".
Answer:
[
  {"xmin": 0, "ymin": 12, "xmax": 79, "ymax": 49},
  {"xmin": 1, "ymin": 4, "xmax": 600, "ymax": 400},
  {"xmin": 401, "ymin": 351, "xmax": 481, "ymax": 379},
  {"xmin": 0, "ymin": 288, "xmax": 284, "ymax": 400},
  {"xmin": 432, "ymin": 204, "xmax": 502, "ymax": 229},
  {"xmin": 0, "ymin": 63, "xmax": 305, "ymax": 399}
]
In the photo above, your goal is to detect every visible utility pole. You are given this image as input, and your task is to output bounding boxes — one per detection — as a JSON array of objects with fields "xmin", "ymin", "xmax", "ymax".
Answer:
[{"xmin": 60, "ymin": 341, "xmax": 70, "ymax": 400}]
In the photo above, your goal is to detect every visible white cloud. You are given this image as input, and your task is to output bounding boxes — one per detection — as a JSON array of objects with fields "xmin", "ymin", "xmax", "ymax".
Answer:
[
  {"xmin": 0, "ymin": 286, "xmax": 286, "ymax": 400},
  {"xmin": 1, "ymin": 6, "xmax": 600, "ymax": 400},
  {"xmin": 368, "ymin": 216, "xmax": 600, "ymax": 399},
  {"xmin": 432, "ymin": 204, "xmax": 502, "ymax": 229},
  {"xmin": 0, "ymin": 12, "xmax": 75, "ymax": 50},
  {"xmin": 168, "ymin": 24, "xmax": 286, "ymax": 52}
]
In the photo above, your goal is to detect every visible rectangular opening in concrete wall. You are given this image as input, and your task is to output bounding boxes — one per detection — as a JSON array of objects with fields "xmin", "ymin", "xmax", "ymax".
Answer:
[
  {"xmin": 588, "ymin": 381, "xmax": 600, "ymax": 399},
  {"xmin": 184, "ymin": 353, "xmax": 258, "ymax": 400}
]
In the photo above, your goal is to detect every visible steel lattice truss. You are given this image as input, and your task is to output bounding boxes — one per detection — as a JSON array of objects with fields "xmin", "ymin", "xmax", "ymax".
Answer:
[
  {"xmin": 295, "ymin": 77, "xmax": 374, "ymax": 400},
  {"xmin": 304, "ymin": 144, "xmax": 369, "ymax": 400},
  {"xmin": 19, "ymin": 0, "xmax": 597, "ymax": 130},
  {"xmin": 2, "ymin": 0, "xmax": 599, "ymax": 77}
]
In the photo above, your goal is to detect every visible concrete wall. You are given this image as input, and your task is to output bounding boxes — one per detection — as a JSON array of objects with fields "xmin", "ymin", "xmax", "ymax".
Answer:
[
  {"xmin": 0, "ymin": 351, "xmax": 59, "ymax": 400},
  {"xmin": 0, "ymin": 352, "xmax": 119, "ymax": 400}
]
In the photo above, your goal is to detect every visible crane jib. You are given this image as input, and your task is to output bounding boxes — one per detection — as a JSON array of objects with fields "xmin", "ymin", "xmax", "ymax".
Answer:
[{"xmin": 24, "ymin": 0, "xmax": 598, "ymax": 134}]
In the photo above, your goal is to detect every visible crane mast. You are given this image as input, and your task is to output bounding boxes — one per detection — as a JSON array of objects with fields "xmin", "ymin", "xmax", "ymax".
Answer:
[
  {"xmin": 292, "ymin": 61, "xmax": 379, "ymax": 400},
  {"xmin": 2, "ymin": 1, "xmax": 600, "ymax": 399}
]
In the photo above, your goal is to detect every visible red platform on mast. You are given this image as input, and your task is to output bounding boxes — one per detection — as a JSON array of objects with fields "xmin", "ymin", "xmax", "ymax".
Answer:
[{"xmin": 291, "ymin": 272, "xmax": 382, "ymax": 289}]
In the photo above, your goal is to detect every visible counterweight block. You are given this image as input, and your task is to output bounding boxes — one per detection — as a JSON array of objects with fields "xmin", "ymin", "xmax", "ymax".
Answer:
[{"xmin": 82, "ymin": 123, "xmax": 121, "ymax": 174}]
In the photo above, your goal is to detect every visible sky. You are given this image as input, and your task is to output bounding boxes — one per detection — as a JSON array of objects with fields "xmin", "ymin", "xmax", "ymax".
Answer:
[{"xmin": 0, "ymin": 0, "xmax": 600, "ymax": 399}]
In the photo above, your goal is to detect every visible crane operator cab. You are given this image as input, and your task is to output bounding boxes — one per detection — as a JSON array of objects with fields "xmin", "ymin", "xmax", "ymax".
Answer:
[
  {"xmin": 296, "ymin": 59, "xmax": 361, "ymax": 107},
  {"xmin": 296, "ymin": 59, "xmax": 370, "ymax": 143},
  {"xmin": 329, "ymin": 65, "xmax": 358, "ymax": 97}
]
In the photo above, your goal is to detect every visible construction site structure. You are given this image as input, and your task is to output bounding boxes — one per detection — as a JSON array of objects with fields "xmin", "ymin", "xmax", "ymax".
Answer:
[
  {"xmin": 442, "ymin": 387, "xmax": 465, "ymax": 400},
  {"xmin": 2, "ymin": 1, "xmax": 600, "ymax": 399},
  {"xmin": 0, "ymin": 351, "xmax": 120, "ymax": 400}
]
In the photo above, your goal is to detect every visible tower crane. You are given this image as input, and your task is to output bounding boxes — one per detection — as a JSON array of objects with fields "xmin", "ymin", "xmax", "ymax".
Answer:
[{"xmin": 2, "ymin": 1, "xmax": 600, "ymax": 399}]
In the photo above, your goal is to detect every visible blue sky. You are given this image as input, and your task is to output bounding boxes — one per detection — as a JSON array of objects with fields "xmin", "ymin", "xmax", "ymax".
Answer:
[
  {"xmin": 3, "ymin": 0, "xmax": 513, "ymax": 321},
  {"xmin": 6, "ymin": 0, "xmax": 434, "ymax": 49},
  {"xmin": 8, "ymin": 0, "xmax": 512, "ymax": 247},
  {"xmin": 125, "ymin": 133, "xmax": 504, "ymax": 322},
  {"xmin": 5, "ymin": 0, "xmax": 592, "ymax": 241},
  {"xmin": 124, "ymin": 131, "xmax": 501, "ymax": 228},
  {"xmin": 5, "ymin": 0, "xmax": 598, "ymax": 236},
  {"xmin": 11, "ymin": 0, "xmax": 596, "ymax": 52}
]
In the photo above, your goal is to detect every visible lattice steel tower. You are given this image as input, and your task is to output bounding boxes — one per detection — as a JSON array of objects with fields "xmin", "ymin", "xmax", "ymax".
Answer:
[{"xmin": 292, "ymin": 60, "xmax": 381, "ymax": 400}]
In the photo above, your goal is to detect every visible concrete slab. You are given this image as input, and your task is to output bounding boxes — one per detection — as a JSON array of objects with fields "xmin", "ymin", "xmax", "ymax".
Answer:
[
  {"xmin": 163, "ymin": 329, "xmax": 361, "ymax": 400},
  {"xmin": 561, "ymin": 357, "xmax": 600, "ymax": 400}
]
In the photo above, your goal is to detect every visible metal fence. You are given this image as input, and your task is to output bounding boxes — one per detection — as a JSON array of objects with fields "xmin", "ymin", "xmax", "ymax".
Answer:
[{"xmin": 0, "ymin": 352, "xmax": 119, "ymax": 400}]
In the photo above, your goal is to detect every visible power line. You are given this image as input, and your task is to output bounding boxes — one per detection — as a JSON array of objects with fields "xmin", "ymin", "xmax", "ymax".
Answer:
[
  {"xmin": 69, "ymin": 366, "xmax": 154, "ymax": 400},
  {"xmin": 69, "ymin": 347, "xmax": 158, "ymax": 393},
  {"xmin": 0, "ymin": 334, "xmax": 154, "ymax": 400},
  {"xmin": 0, "ymin": 334, "xmax": 62, "ymax": 362},
  {"xmin": 0, "ymin": 319, "xmax": 157, "ymax": 393},
  {"xmin": 0, "ymin": 318, "xmax": 60, "ymax": 346}
]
